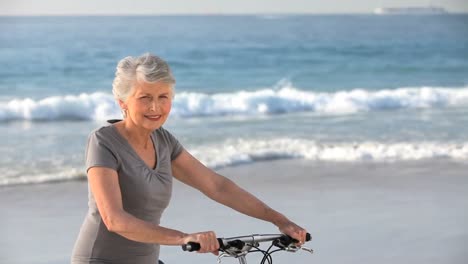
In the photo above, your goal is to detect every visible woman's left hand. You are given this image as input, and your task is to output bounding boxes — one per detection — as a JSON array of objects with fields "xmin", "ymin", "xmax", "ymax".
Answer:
[{"xmin": 276, "ymin": 219, "xmax": 309, "ymax": 245}]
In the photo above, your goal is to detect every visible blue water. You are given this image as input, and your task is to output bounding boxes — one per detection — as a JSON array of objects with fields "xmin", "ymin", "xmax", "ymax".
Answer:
[{"xmin": 1, "ymin": 15, "xmax": 468, "ymax": 185}]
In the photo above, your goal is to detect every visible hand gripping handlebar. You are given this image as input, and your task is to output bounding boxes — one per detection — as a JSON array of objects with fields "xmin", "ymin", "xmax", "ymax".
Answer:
[{"xmin": 182, "ymin": 233, "xmax": 311, "ymax": 252}]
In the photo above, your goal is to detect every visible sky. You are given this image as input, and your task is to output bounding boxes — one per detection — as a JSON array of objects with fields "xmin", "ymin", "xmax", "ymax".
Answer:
[{"xmin": 0, "ymin": 0, "xmax": 467, "ymax": 15}]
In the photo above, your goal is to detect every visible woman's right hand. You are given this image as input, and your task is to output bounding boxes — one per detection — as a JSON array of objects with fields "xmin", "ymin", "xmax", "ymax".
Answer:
[{"xmin": 183, "ymin": 231, "xmax": 219, "ymax": 255}]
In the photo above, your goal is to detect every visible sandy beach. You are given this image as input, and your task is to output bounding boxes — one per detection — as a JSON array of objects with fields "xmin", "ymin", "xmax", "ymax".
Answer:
[{"xmin": 1, "ymin": 159, "xmax": 467, "ymax": 264}]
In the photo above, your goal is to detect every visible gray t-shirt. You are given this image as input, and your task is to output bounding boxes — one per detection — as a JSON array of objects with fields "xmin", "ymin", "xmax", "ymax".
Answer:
[{"xmin": 71, "ymin": 122, "xmax": 183, "ymax": 264}]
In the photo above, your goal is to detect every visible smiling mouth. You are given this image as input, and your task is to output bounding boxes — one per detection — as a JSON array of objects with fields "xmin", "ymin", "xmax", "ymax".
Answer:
[{"xmin": 145, "ymin": 115, "xmax": 162, "ymax": 121}]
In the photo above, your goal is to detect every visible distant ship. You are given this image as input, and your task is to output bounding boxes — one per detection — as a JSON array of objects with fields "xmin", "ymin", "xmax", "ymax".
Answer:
[{"xmin": 374, "ymin": 6, "xmax": 448, "ymax": 15}]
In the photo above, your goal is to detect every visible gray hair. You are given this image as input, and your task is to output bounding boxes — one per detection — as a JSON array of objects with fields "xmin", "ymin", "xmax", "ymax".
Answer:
[{"xmin": 112, "ymin": 53, "xmax": 175, "ymax": 102}]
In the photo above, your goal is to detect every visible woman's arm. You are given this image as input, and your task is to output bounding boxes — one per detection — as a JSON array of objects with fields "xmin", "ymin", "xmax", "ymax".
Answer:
[
  {"xmin": 171, "ymin": 150, "xmax": 309, "ymax": 243},
  {"xmin": 88, "ymin": 167, "xmax": 219, "ymax": 253}
]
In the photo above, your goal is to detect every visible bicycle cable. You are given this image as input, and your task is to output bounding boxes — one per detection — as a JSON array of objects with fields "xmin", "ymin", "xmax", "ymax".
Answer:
[{"xmin": 255, "ymin": 244, "xmax": 273, "ymax": 264}]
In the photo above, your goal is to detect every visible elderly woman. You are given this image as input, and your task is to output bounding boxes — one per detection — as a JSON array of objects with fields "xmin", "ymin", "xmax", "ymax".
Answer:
[{"xmin": 71, "ymin": 53, "xmax": 308, "ymax": 264}]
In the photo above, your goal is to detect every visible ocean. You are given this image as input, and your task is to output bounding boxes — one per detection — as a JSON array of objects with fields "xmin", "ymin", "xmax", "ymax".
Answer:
[{"xmin": 1, "ymin": 14, "xmax": 468, "ymax": 186}]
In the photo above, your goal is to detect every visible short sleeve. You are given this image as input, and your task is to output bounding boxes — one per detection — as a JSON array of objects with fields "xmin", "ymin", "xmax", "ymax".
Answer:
[
  {"xmin": 159, "ymin": 127, "xmax": 184, "ymax": 160},
  {"xmin": 85, "ymin": 130, "xmax": 119, "ymax": 172}
]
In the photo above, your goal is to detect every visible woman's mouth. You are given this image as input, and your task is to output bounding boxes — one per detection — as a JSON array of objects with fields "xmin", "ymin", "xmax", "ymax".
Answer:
[{"xmin": 145, "ymin": 115, "xmax": 162, "ymax": 121}]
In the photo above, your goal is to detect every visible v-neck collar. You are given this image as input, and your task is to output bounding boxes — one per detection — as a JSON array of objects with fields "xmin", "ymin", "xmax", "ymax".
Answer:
[{"xmin": 109, "ymin": 122, "xmax": 160, "ymax": 172}]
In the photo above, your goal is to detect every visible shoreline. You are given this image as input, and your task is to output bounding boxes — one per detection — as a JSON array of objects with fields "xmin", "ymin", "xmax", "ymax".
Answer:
[
  {"xmin": 2, "ymin": 159, "xmax": 467, "ymax": 264},
  {"xmin": 2, "ymin": 158, "xmax": 467, "ymax": 188}
]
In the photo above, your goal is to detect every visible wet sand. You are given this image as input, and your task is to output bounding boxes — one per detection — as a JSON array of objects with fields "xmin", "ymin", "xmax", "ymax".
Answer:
[{"xmin": 1, "ymin": 160, "xmax": 467, "ymax": 264}]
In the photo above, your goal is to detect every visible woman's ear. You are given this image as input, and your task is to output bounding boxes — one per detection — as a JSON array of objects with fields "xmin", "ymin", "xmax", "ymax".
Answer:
[
  {"xmin": 117, "ymin": 99, "xmax": 128, "ymax": 118},
  {"xmin": 117, "ymin": 99, "xmax": 127, "ymax": 110}
]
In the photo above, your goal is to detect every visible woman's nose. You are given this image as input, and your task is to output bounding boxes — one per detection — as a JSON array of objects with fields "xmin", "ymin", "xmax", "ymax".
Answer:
[{"xmin": 149, "ymin": 100, "xmax": 158, "ymax": 111}]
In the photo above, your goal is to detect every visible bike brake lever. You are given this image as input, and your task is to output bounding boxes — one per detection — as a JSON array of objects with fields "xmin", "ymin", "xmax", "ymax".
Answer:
[
  {"xmin": 301, "ymin": 246, "xmax": 314, "ymax": 254},
  {"xmin": 273, "ymin": 235, "xmax": 296, "ymax": 249},
  {"xmin": 217, "ymin": 253, "xmax": 229, "ymax": 264},
  {"xmin": 282, "ymin": 245, "xmax": 314, "ymax": 254}
]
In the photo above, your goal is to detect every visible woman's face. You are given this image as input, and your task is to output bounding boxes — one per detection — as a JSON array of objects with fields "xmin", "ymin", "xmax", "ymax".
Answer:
[{"xmin": 121, "ymin": 81, "xmax": 173, "ymax": 131}]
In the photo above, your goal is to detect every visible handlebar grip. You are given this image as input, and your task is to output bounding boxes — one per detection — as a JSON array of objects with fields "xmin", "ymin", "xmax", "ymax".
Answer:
[
  {"xmin": 294, "ymin": 233, "xmax": 312, "ymax": 242},
  {"xmin": 182, "ymin": 238, "xmax": 224, "ymax": 252},
  {"xmin": 182, "ymin": 242, "xmax": 200, "ymax": 252},
  {"xmin": 279, "ymin": 232, "xmax": 312, "ymax": 246}
]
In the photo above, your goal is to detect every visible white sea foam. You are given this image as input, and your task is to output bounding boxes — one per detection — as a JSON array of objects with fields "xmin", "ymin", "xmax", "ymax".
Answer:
[
  {"xmin": 1, "ymin": 86, "xmax": 468, "ymax": 122},
  {"xmin": 191, "ymin": 139, "xmax": 468, "ymax": 168},
  {"xmin": 2, "ymin": 140, "xmax": 467, "ymax": 186},
  {"xmin": 0, "ymin": 92, "xmax": 120, "ymax": 121},
  {"xmin": 0, "ymin": 168, "xmax": 85, "ymax": 186}
]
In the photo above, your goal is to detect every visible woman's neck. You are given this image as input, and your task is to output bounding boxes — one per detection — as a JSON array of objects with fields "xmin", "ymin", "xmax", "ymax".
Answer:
[{"xmin": 119, "ymin": 120, "xmax": 152, "ymax": 149}]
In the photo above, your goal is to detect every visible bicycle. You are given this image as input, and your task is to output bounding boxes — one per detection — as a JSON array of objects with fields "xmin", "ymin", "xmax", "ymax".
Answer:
[{"xmin": 182, "ymin": 233, "xmax": 313, "ymax": 264}]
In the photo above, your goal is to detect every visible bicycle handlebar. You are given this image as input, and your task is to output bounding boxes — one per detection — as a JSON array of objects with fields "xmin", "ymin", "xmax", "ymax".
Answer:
[{"xmin": 182, "ymin": 233, "xmax": 311, "ymax": 252}]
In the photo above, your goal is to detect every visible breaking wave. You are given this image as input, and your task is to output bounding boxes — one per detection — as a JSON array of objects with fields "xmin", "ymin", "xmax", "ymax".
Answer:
[{"xmin": 1, "ymin": 85, "xmax": 468, "ymax": 122}]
